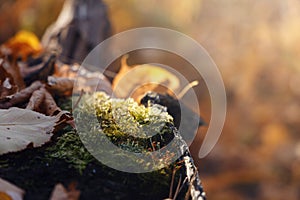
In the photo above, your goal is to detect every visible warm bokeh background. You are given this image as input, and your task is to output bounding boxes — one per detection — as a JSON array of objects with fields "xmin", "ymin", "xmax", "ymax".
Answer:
[{"xmin": 1, "ymin": 0, "xmax": 300, "ymax": 199}]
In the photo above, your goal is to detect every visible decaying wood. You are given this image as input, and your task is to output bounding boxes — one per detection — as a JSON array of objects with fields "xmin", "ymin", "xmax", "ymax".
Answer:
[
  {"xmin": 42, "ymin": 0, "xmax": 111, "ymax": 64},
  {"xmin": 183, "ymin": 154, "xmax": 206, "ymax": 200}
]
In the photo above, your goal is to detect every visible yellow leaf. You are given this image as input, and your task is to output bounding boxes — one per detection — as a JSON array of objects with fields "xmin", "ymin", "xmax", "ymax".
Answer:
[
  {"xmin": 1, "ymin": 30, "xmax": 42, "ymax": 60},
  {"xmin": 113, "ymin": 55, "xmax": 180, "ymax": 100},
  {"xmin": 8, "ymin": 30, "xmax": 41, "ymax": 51}
]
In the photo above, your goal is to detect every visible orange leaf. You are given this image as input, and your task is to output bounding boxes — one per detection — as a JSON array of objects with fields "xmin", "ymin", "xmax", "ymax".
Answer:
[
  {"xmin": 0, "ymin": 178, "xmax": 24, "ymax": 200},
  {"xmin": 1, "ymin": 30, "xmax": 42, "ymax": 60}
]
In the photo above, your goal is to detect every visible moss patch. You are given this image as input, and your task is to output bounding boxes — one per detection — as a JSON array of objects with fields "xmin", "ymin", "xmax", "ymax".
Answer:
[{"xmin": 46, "ymin": 130, "xmax": 93, "ymax": 173}]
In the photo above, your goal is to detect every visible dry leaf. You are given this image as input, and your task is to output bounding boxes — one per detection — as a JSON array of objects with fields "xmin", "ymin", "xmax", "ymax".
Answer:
[
  {"xmin": 47, "ymin": 76, "xmax": 74, "ymax": 96},
  {"xmin": 25, "ymin": 86, "xmax": 45, "ymax": 111},
  {"xmin": 113, "ymin": 55, "xmax": 180, "ymax": 100},
  {"xmin": 74, "ymin": 66, "xmax": 112, "ymax": 94},
  {"xmin": 0, "ymin": 178, "xmax": 24, "ymax": 200},
  {"xmin": 1, "ymin": 59, "xmax": 25, "ymax": 91},
  {"xmin": 21, "ymin": 54, "xmax": 56, "ymax": 86},
  {"xmin": 0, "ymin": 107, "xmax": 62, "ymax": 155},
  {"xmin": 50, "ymin": 183, "xmax": 80, "ymax": 200},
  {"xmin": 0, "ymin": 81, "xmax": 42, "ymax": 109},
  {"xmin": 53, "ymin": 63, "xmax": 112, "ymax": 95},
  {"xmin": 53, "ymin": 64, "xmax": 78, "ymax": 79},
  {"xmin": 0, "ymin": 62, "xmax": 18, "ymax": 101},
  {"xmin": 40, "ymin": 87, "xmax": 61, "ymax": 116}
]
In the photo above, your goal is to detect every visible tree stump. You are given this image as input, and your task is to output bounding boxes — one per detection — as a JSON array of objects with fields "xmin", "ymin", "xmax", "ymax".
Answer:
[{"xmin": 42, "ymin": 0, "xmax": 111, "ymax": 65}]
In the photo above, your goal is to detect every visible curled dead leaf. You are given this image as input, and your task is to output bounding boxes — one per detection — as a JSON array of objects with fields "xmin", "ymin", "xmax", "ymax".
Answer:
[
  {"xmin": 21, "ymin": 54, "xmax": 56, "ymax": 86},
  {"xmin": 1, "ymin": 59, "xmax": 25, "ymax": 91},
  {"xmin": 74, "ymin": 66, "xmax": 112, "ymax": 95},
  {"xmin": 0, "ymin": 81, "xmax": 43, "ymax": 109},
  {"xmin": 53, "ymin": 63, "xmax": 78, "ymax": 79},
  {"xmin": 25, "ymin": 86, "xmax": 45, "ymax": 111},
  {"xmin": 0, "ymin": 62, "xmax": 18, "ymax": 101},
  {"xmin": 42, "ymin": 88, "xmax": 61, "ymax": 116},
  {"xmin": 47, "ymin": 76, "xmax": 74, "ymax": 96},
  {"xmin": 25, "ymin": 85, "xmax": 73, "ymax": 127},
  {"xmin": 53, "ymin": 63, "xmax": 112, "ymax": 95}
]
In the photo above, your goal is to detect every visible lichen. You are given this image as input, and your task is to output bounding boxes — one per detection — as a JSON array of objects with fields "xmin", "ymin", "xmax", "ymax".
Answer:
[{"xmin": 75, "ymin": 92, "xmax": 175, "ymax": 152}]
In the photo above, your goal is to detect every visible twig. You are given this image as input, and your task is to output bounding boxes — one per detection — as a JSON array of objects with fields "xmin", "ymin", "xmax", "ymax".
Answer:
[
  {"xmin": 177, "ymin": 80, "xmax": 199, "ymax": 99},
  {"xmin": 72, "ymin": 89, "xmax": 84, "ymax": 112},
  {"xmin": 169, "ymin": 168, "xmax": 176, "ymax": 198},
  {"xmin": 173, "ymin": 176, "xmax": 187, "ymax": 200}
]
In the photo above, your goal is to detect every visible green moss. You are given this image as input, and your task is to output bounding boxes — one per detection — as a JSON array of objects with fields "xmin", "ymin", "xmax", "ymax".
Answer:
[
  {"xmin": 48, "ymin": 92, "xmax": 178, "ymax": 173},
  {"xmin": 46, "ymin": 130, "xmax": 94, "ymax": 173},
  {"xmin": 56, "ymin": 95, "xmax": 72, "ymax": 110}
]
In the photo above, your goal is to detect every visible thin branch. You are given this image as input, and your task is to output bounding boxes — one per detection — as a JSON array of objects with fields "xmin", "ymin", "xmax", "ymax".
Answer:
[{"xmin": 177, "ymin": 80, "xmax": 199, "ymax": 99}]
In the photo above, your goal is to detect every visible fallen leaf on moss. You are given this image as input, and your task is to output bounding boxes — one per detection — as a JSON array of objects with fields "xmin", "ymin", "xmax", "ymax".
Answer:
[
  {"xmin": 0, "ymin": 107, "xmax": 63, "ymax": 155},
  {"xmin": 0, "ymin": 178, "xmax": 24, "ymax": 200}
]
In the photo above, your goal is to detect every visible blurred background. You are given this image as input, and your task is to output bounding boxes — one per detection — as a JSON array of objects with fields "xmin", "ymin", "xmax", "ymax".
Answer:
[{"xmin": 1, "ymin": 0, "xmax": 300, "ymax": 199}]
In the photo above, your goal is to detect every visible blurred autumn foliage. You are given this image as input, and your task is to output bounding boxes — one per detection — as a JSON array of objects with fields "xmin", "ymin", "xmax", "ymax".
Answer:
[{"xmin": 1, "ymin": 0, "xmax": 300, "ymax": 199}]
